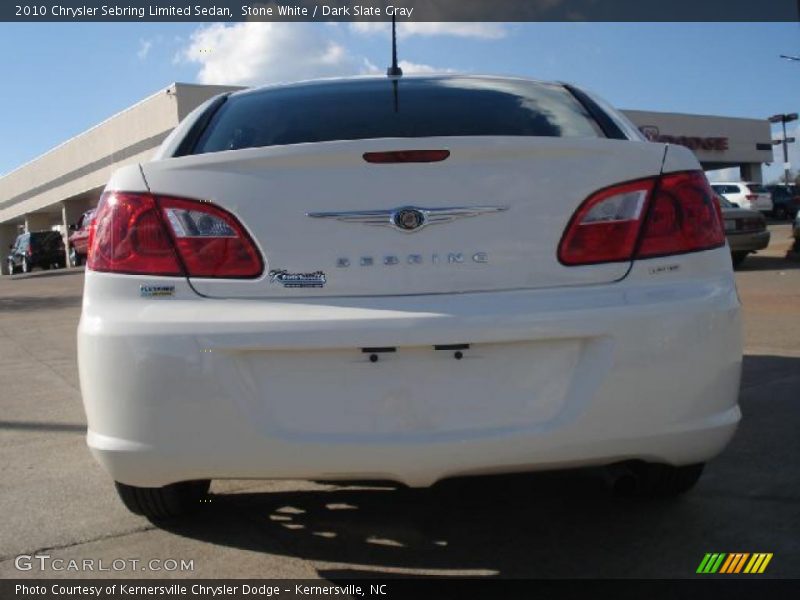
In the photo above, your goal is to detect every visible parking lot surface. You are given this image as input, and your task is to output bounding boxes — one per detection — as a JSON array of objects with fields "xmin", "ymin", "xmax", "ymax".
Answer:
[{"xmin": 1, "ymin": 224, "xmax": 798, "ymax": 579}]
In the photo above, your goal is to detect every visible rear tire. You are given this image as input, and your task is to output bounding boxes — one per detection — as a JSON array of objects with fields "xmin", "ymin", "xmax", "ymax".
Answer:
[
  {"xmin": 612, "ymin": 462, "xmax": 704, "ymax": 498},
  {"xmin": 774, "ymin": 205, "xmax": 788, "ymax": 220},
  {"xmin": 731, "ymin": 252, "xmax": 748, "ymax": 268},
  {"xmin": 114, "ymin": 480, "xmax": 211, "ymax": 520}
]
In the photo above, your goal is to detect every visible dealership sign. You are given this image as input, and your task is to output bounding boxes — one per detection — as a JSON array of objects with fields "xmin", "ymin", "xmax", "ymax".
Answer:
[{"xmin": 640, "ymin": 126, "xmax": 729, "ymax": 152}]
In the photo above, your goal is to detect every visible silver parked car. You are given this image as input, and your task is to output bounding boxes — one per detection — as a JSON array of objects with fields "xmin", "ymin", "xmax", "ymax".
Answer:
[{"xmin": 716, "ymin": 193, "xmax": 770, "ymax": 268}]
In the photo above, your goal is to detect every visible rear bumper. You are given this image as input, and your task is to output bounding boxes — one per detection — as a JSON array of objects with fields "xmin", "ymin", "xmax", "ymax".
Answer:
[
  {"xmin": 78, "ymin": 254, "xmax": 742, "ymax": 487},
  {"xmin": 727, "ymin": 230, "xmax": 770, "ymax": 253}
]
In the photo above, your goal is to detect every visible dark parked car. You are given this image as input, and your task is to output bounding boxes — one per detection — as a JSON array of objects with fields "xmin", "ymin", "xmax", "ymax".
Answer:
[
  {"xmin": 68, "ymin": 208, "xmax": 95, "ymax": 266},
  {"xmin": 716, "ymin": 193, "xmax": 770, "ymax": 268},
  {"xmin": 766, "ymin": 184, "xmax": 800, "ymax": 220},
  {"xmin": 6, "ymin": 231, "xmax": 66, "ymax": 275}
]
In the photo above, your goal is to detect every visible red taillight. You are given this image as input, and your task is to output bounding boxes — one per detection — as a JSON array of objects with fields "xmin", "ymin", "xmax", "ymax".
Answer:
[
  {"xmin": 363, "ymin": 150, "xmax": 450, "ymax": 163},
  {"xmin": 558, "ymin": 179, "xmax": 654, "ymax": 265},
  {"xmin": 558, "ymin": 171, "xmax": 725, "ymax": 266},
  {"xmin": 746, "ymin": 194, "xmax": 759, "ymax": 201},
  {"xmin": 87, "ymin": 192, "xmax": 263, "ymax": 278},
  {"xmin": 160, "ymin": 197, "xmax": 263, "ymax": 278},
  {"xmin": 637, "ymin": 171, "xmax": 725, "ymax": 258}
]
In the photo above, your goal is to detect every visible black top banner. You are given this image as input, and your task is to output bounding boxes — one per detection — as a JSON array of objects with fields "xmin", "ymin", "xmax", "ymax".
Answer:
[{"xmin": 4, "ymin": 0, "xmax": 800, "ymax": 22}]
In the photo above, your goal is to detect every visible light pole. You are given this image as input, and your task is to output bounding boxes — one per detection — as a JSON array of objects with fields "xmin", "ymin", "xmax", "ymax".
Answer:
[{"xmin": 768, "ymin": 113, "xmax": 798, "ymax": 184}]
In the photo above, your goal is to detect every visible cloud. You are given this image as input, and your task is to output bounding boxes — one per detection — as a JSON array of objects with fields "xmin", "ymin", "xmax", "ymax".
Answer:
[
  {"xmin": 177, "ymin": 22, "xmax": 365, "ymax": 86},
  {"xmin": 137, "ymin": 39, "xmax": 152, "ymax": 60},
  {"xmin": 351, "ymin": 22, "xmax": 508, "ymax": 40},
  {"xmin": 362, "ymin": 59, "xmax": 456, "ymax": 75},
  {"xmin": 398, "ymin": 60, "xmax": 456, "ymax": 74},
  {"xmin": 179, "ymin": 22, "xmax": 456, "ymax": 87}
]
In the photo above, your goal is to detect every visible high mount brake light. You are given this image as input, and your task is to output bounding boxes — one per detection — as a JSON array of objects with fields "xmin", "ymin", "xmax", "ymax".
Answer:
[
  {"xmin": 87, "ymin": 192, "xmax": 263, "ymax": 278},
  {"xmin": 363, "ymin": 150, "xmax": 450, "ymax": 163},
  {"xmin": 558, "ymin": 171, "xmax": 725, "ymax": 266}
]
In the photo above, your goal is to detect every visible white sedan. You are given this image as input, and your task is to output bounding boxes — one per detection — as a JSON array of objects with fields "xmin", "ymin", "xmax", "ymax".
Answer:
[{"xmin": 77, "ymin": 76, "xmax": 742, "ymax": 519}]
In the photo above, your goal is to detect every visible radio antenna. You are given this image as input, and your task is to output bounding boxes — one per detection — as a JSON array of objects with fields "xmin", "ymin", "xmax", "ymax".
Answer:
[{"xmin": 386, "ymin": 15, "xmax": 403, "ymax": 77}]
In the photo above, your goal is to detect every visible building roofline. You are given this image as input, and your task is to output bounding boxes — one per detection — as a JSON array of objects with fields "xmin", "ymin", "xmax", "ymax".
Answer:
[
  {"xmin": 1, "ymin": 82, "xmax": 251, "ymax": 179},
  {"xmin": 0, "ymin": 83, "xmax": 182, "ymax": 180},
  {"xmin": 621, "ymin": 108, "xmax": 768, "ymax": 124}
]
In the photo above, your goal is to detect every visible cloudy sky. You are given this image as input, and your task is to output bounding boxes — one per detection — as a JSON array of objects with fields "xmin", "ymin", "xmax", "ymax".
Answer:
[{"xmin": 1, "ymin": 22, "xmax": 800, "ymax": 180}]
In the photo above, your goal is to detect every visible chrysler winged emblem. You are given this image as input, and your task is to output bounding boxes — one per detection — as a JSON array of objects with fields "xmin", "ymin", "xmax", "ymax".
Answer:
[{"xmin": 306, "ymin": 205, "xmax": 508, "ymax": 233}]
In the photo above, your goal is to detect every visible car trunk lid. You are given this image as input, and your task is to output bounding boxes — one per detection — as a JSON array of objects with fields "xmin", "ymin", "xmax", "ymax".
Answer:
[{"xmin": 141, "ymin": 136, "xmax": 668, "ymax": 298}]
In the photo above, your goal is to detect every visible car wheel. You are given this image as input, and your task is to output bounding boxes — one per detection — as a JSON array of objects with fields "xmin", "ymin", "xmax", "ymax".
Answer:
[
  {"xmin": 774, "ymin": 206, "xmax": 788, "ymax": 220},
  {"xmin": 611, "ymin": 462, "xmax": 704, "ymax": 498},
  {"xmin": 731, "ymin": 252, "xmax": 748, "ymax": 268},
  {"xmin": 70, "ymin": 247, "xmax": 81, "ymax": 267},
  {"xmin": 21, "ymin": 258, "xmax": 30, "ymax": 273},
  {"xmin": 114, "ymin": 480, "xmax": 211, "ymax": 520}
]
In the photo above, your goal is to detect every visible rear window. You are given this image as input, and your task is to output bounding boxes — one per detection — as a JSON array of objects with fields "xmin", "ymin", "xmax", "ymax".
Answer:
[
  {"xmin": 30, "ymin": 232, "xmax": 59, "ymax": 241},
  {"xmin": 770, "ymin": 186, "xmax": 788, "ymax": 198},
  {"xmin": 191, "ymin": 77, "xmax": 604, "ymax": 155},
  {"xmin": 29, "ymin": 232, "xmax": 61, "ymax": 248},
  {"xmin": 712, "ymin": 184, "xmax": 735, "ymax": 194},
  {"xmin": 715, "ymin": 194, "xmax": 733, "ymax": 208}
]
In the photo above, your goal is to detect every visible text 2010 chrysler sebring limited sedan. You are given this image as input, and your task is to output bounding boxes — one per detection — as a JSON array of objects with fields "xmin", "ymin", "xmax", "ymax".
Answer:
[{"xmin": 77, "ymin": 76, "xmax": 742, "ymax": 519}]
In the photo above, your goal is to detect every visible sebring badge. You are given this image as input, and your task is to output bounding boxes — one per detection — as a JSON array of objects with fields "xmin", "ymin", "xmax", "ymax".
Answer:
[
  {"xmin": 306, "ymin": 205, "xmax": 508, "ymax": 233},
  {"xmin": 336, "ymin": 252, "xmax": 489, "ymax": 268},
  {"xmin": 269, "ymin": 270, "xmax": 327, "ymax": 288}
]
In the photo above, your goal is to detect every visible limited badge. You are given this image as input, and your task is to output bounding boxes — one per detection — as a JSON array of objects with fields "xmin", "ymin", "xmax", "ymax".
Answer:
[
  {"xmin": 140, "ymin": 285, "xmax": 175, "ymax": 298},
  {"xmin": 269, "ymin": 270, "xmax": 326, "ymax": 288}
]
